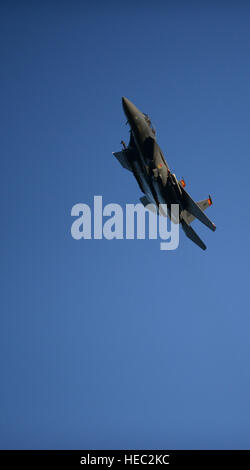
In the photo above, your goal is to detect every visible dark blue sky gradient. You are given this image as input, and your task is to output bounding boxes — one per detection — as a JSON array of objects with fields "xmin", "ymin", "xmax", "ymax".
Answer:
[{"xmin": 1, "ymin": 1, "xmax": 250, "ymax": 449}]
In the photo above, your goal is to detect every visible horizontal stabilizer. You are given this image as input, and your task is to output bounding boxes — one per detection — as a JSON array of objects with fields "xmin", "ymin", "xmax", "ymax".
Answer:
[
  {"xmin": 112, "ymin": 149, "xmax": 133, "ymax": 172},
  {"xmin": 181, "ymin": 219, "xmax": 206, "ymax": 251},
  {"xmin": 181, "ymin": 186, "xmax": 216, "ymax": 232}
]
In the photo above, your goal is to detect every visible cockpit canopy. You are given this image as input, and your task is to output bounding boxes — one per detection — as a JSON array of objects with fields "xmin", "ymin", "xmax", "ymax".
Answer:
[{"xmin": 143, "ymin": 113, "xmax": 156, "ymax": 134}]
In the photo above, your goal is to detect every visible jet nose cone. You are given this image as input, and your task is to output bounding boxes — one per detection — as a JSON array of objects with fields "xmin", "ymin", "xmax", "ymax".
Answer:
[
  {"xmin": 122, "ymin": 96, "xmax": 130, "ymax": 112},
  {"xmin": 122, "ymin": 96, "xmax": 139, "ymax": 121}
]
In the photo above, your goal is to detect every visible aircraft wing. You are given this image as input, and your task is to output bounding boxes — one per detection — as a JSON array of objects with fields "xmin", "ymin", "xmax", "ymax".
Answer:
[
  {"xmin": 112, "ymin": 149, "xmax": 133, "ymax": 172},
  {"xmin": 181, "ymin": 195, "xmax": 213, "ymax": 225},
  {"xmin": 180, "ymin": 186, "xmax": 216, "ymax": 232}
]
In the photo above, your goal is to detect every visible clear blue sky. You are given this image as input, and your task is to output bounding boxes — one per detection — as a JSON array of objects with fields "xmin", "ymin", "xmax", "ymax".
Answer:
[{"xmin": 1, "ymin": 1, "xmax": 250, "ymax": 449}]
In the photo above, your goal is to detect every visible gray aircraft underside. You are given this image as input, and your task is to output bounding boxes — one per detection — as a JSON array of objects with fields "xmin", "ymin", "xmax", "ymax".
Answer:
[{"xmin": 113, "ymin": 97, "xmax": 216, "ymax": 250}]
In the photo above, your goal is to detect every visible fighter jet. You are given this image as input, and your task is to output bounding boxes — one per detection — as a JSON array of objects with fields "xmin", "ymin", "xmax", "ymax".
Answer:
[{"xmin": 113, "ymin": 97, "xmax": 216, "ymax": 250}]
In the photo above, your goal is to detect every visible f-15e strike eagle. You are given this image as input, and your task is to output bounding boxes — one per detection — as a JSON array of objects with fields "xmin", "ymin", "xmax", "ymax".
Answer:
[{"xmin": 113, "ymin": 97, "xmax": 216, "ymax": 250}]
